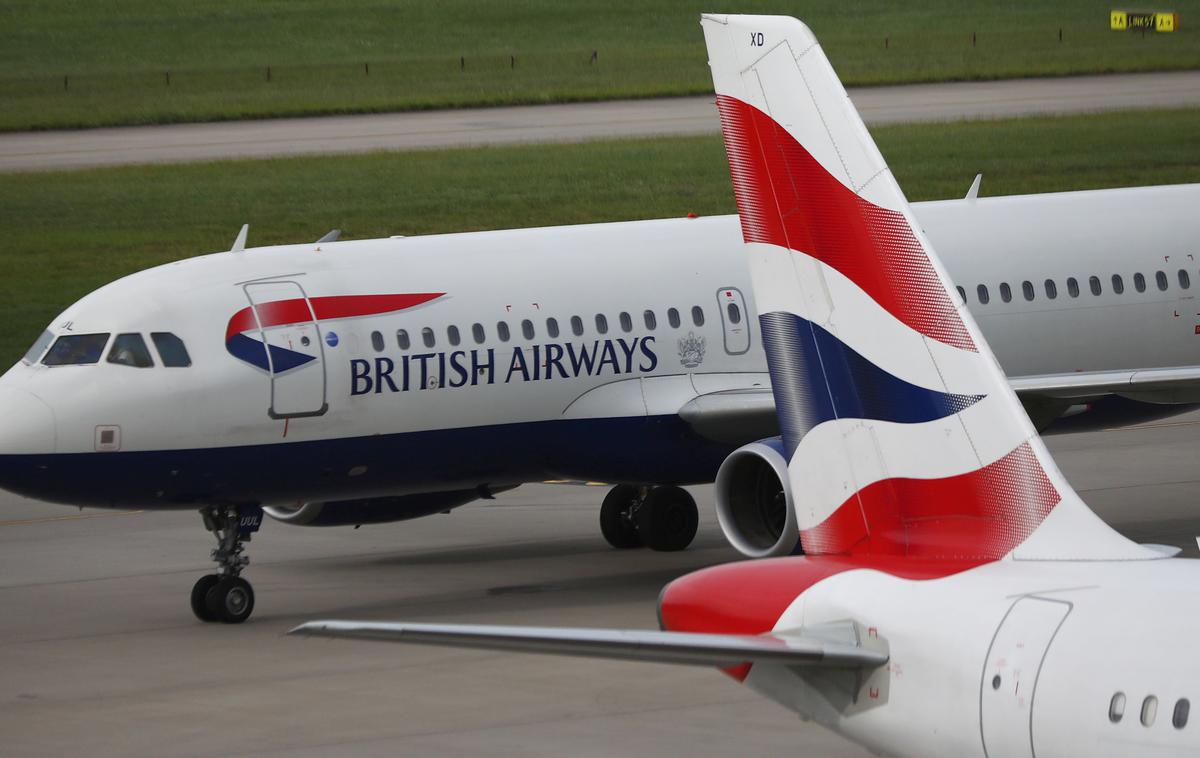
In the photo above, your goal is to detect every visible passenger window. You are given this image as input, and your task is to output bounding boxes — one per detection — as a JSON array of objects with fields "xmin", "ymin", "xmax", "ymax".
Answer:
[
  {"xmin": 644, "ymin": 310, "xmax": 657, "ymax": 330},
  {"xmin": 546, "ymin": 317, "xmax": 560, "ymax": 339},
  {"xmin": 447, "ymin": 325, "xmax": 461, "ymax": 347},
  {"xmin": 571, "ymin": 316, "xmax": 584, "ymax": 336},
  {"xmin": 1110, "ymin": 692, "xmax": 1126, "ymax": 723},
  {"xmin": 955, "ymin": 286, "xmax": 966, "ymax": 304},
  {"xmin": 1022, "ymin": 280, "xmax": 1035, "ymax": 301},
  {"xmin": 691, "ymin": 306, "xmax": 705, "ymax": 326},
  {"xmin": 1089, "ymin": 276, "xmax": 1102, "ymax": 296},
  {"xmin": 1134, "ymin": 272, "xmax": 1147, "ymax": 292},
  {"xmin": 1180, "ymin": 270, "xmax": 1191, "ymax": 289},
  {"xmin": 619, "ymin": 312, "xmax": 633, "ymax": 332},
  {"xmin": 1112, "ymin": 274, "xmax": 1125, "ymax": 295},
  {"xmin": 397, "ymin": 329, "xmax": 411, "ymax": 350},
  {"xmin": 497, "ymin": 321, "xmax": 511, "ymax": 342},
  {"xmin": 727, "ymin": 302, "xmax": 743, "ymax": 324},
  {"xmin": 421, "ymin": 327, "xmax": 435, "ymax": 348},
  {"xmin": 22, "ymin": 330, "xmax": 54, "ymax": 364},
  {"xmin": 151, "ymin": 332, "xmax": 191, "ymax": 367},
  {"xmin": 999, "ymin": 282, "xmax": 1012, "ymax": 303},
  {"xmin": 1174, "ymin": 698, "xmax": 1190, "ymax": 729},
  {"xmin": 1044, "ymin": 279, "xmax": 1057, "ymax": 299},
  {"xmin": 1157, "ymin": 271, "xmax": 1169, "ymax": 291},
  {"xmin": 1067, "ymin": 277, "xmax": 1080, "ymax": 298},
  {"xmin": 44, "ymin": 333, "xmax": 109, "ymax": 366},
  {"xmin": 521, "ymin": 319, "xmax": 535, "ymax": 340},
  {"xmin": 668, "ymin": 308, "xmax": 681, "ymax": 328},
  {"xmin": 472, "ymin": 323, "xmax": 485, "ymax": 344},
  {"xmin": 371, "ymin": 331, "xmax": 385, "ymax": 352},
  {"xmin": 1142, "ymin": 696, "xmax": 1159, "ymax": 727},
  {"xmin": 595, "ymin": 314, "xmax": 608, "ymax": 334},
  {"xmin": 976, "ymin": 284, "xmax": 990, "ymax": 305},
  {"xmin": 107, "ymin": 333, "xmax": 154, "ymax": 368}
]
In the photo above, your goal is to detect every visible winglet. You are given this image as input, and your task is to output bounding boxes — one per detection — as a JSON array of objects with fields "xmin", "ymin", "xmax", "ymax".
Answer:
[
  {"xmin": 231, "ymin": 223, "xmax": 249, "ymax": 253},
  {"xmin": 965, "ymin": 173, "xmax": 982, "ymax": 201}
]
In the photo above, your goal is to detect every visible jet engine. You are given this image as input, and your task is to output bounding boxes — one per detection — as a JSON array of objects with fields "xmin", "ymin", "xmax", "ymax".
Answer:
[
  {"xmin": 713, "ymin": 438, "xmax": 799, "ymax": 558},
  {"xmin": 264, "ymin": 486, "xmax": 515, "ymax": 527}
]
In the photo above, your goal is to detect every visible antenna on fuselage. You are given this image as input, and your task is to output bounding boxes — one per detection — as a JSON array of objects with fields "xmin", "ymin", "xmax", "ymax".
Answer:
[
  {"xmin": 231, "ymin": 224, "xmax": 249, "ymax": 253},
  {"xmin": 315, "ymin": 229, "xmax": 341, "ymax": 244}
]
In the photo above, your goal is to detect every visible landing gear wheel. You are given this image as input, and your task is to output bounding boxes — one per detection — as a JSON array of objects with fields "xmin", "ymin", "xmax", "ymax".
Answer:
[
  {"xmin": 600, "ymin": 484, "xmax": 644, "ymax": 549},
  {"xmin": 637, "ymin": 485, "xmax": 698, "ymax": 552},
  {"xmin": 190, "ymin": 574, "xmax": 221, "ymax": 622},
  {"xmin": 205, "ymin": 576, "xmax": 255, "ymax": 624}
]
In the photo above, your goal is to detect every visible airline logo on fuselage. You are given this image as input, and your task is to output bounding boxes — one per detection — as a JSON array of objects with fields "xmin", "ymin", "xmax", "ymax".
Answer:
[
  {"xmin": 351, "ymin": 337, "xmax": 658, "ymax": 394},
  {"xmin": 225, "ymin": 293, "xmax": 444, "ymax": 373}
]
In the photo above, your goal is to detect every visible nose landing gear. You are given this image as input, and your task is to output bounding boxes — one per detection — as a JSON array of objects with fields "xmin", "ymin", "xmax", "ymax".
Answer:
[
  {"xmin": 599, "ymin": 484, "xmax": 698, "ymax": 552},
  {"xmin": 191, "ymin": 505, "xmax": 262, "ymax": 624}
]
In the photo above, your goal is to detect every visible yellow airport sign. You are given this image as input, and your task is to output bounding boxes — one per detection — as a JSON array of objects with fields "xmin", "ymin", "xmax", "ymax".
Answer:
[{"xmin": 1111, "ymin": 10, "xmax": 1179, "ymax": 31}]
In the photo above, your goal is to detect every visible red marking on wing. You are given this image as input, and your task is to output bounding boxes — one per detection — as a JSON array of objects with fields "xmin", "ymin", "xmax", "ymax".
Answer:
[
  {"xmin": 715, "ymin": 95, "xmax": 975, "ymax": 352},
  {"xmin": 802, "ymin": 443, "xmax": 1060, "ymax": 558},
  {"xmin": 658, "ymin": 555, "xmax": 978, "ymax": 681},
  {"xmin": 225, "ymin": 293, "xmax": 443, "ymax": 342}
]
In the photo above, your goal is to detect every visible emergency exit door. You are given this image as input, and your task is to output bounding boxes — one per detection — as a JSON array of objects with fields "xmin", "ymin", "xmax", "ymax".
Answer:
[
  {"xmin": 242, "ymin": 280, "xmax": 328, "ymax": 419},
  {"xmin": 716, "ymin": 287, "xmax": 751, "ymax": 355}
]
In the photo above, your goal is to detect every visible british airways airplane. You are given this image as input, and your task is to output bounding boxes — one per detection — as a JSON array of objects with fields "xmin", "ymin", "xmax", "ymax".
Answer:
[
  {"xmin": 1, "ymin": 100, "xmax": 1199, "ymax": 627},
  {"xmin": 293, "ymin": 16, "xmax": 1200, "ymax": 756}
]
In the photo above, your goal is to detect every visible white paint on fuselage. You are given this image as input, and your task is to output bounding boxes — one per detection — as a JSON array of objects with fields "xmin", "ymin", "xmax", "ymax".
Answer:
[{"xmin": 2, "ymin": 184, "xmax": 1198, "ymax": 461}]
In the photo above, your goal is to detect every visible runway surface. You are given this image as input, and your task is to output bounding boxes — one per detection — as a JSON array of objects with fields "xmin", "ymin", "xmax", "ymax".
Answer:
[
  {"xmin": 3, "ymin": 409, "xmax": 1200, "ymax": 756},
  {"xmin": 3, "ymin": 70, "xmax": 1199, "ymax": 172}
]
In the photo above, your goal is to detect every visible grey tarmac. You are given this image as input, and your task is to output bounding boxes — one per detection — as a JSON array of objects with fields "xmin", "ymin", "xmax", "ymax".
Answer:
[
  {"xmin": 2, "ymin": 408, "xmax": 1200, "ymax": 756},
  {"xmin": 2, "ymin": 70, "xmax": 1199, "ymax": 173}
]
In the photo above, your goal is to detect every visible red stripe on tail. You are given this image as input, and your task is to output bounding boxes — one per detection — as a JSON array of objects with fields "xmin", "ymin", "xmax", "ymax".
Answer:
[{"xmin": 716, "ymin": 95, "xmax": 975, "ymax": 352}]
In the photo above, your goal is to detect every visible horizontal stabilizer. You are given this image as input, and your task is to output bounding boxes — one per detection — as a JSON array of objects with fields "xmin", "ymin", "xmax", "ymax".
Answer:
[{"xmin": 288, "ymin": 620, "xmax": 888, "ymax": 669}]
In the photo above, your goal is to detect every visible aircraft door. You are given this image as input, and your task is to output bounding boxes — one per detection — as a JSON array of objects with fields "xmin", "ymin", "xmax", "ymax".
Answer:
[
  {"xmin": 243, "ymin": 280, "xmax": 328, "ymax": 419},
  {"xmin": 716, "ymin": 287, "xmax": 751, "ymax": 355},
  {"xmin": 980, "ymin": 596, "xmax": 1071, "ymax": 758}
]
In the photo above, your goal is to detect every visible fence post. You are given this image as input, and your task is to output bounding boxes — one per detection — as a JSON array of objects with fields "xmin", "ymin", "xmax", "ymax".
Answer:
[
  {"xmin": 590, "ymin": 50, "xmax": 598, "ymax": 64},
  {"xmin": 885, "ymin": 36, "xmax": 889, "ymax": 49},
  {"xmin": 165, "ymin": 70, "xmax": 170, "ymax": 86},
  {"xmin": 63, "ymin": 75, "xmax": 69, "ymax": 90},
  {"xmin": 510, "ymin": 54, "xmax": 515, "ymax": 69},
  {"xmin": 364, "ymin": 62, "xmax": 369, "ymax": 76},
  {"xmin": 1058, "ymin": 27, "xmax": 1063, "ymax": 42},
  {"xmin": 972, "ymin": 31, "xmax": 976, "ymax": 46},
  {"xmin": 460, "ymin": 56, "xmax": 465, "ymax": 70},
  {"xmin": 266, "ymin": 65, "xmax": 272, "ymax": 82}
]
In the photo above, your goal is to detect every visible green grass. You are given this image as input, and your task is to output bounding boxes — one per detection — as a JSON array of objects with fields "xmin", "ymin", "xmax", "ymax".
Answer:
[
  {"xmin": 1, "ymin": 0, "xmax": 1198, "ymax": 130},
  {"xmin": 0, "ymin": 107, "xmax": 1197, "ymax": 364}
]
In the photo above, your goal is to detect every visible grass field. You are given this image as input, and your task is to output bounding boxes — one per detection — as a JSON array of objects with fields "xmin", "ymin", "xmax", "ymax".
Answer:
[
  {"xmin": 1, "ymin": 0, "xmax": 1198, "ymax": 130},
  {"xmin": 0, "ymin": 107, "xmax": 1197, "ymax": 364}
]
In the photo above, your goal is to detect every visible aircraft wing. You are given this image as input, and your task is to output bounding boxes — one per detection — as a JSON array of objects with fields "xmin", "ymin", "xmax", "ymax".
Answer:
[
  {"xmin": 1009, "ymin": 366, "xmax": 1200, "ymax": 401},
  {"xmin": 679, "ymin": 367, "xmax": 1200, "ymax": 441},
  {"xmin": 288, "ymin": 620, "xmax": 888, "ymax": 669}
]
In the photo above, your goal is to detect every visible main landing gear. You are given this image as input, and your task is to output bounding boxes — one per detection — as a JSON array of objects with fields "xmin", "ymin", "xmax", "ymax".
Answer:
[
  {"xmin": 600, "ymin": 484, "xmax": 698, "ymax": 552},
  {"xmin": 191, "ymin": 505, "xmax": 263, "ymax": 624}
]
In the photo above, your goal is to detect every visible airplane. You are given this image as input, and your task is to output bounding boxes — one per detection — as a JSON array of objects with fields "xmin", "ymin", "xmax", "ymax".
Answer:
[
  {"xmin": 1, "ymin": 78, "xmax": 1199, "ymax": 628},
  {"xmin": 290, "ymin": 15, "xmax": 1200, "ymax": 757}
]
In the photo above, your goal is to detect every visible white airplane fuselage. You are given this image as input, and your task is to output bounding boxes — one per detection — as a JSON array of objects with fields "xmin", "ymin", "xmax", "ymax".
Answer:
[{"xmin": 0, "ymin": 184, "xmax": 1197, "ymax": 510}]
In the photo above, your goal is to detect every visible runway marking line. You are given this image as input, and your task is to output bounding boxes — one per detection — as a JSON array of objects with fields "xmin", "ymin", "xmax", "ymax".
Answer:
[
  {"xmin": 0, "ymin": 510, "xmax": 142, "ymax": 526},
  {"xmin": 1106, "ymin": 419, "xmax": 1200, "ymax": 432}
]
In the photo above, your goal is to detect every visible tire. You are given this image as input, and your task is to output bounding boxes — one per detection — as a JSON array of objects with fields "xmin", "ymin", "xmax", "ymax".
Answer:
[
  {"xmin": 600, "ymin": 485, "xmax": 643, "ymax": 549},
  {"xmin": 190, "ymin": 574, "xmax": 222, "ymax": 622},
  {"xmin": 205, "ymin": 576, "xmax": 255, "ymax": 624},
  {"xmin": 637, "ymin": 486, "xmax": 698, "ymax": 552}
]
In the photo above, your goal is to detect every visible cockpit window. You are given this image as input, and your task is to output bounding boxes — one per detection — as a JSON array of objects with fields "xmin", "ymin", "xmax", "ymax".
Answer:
[
  {"xmin": 22, "ymin": 330, "xmax": 54, "ymax": 364},
  {"xmin": 42, "ymin": 333, "xmax": 110, "ymax": 366},
  {"xmin": 151, "ymin": 332, "xmax": 192, "ymax": 367},
  {"xmin": 107, "ymin": 333, "xmax": 154, "ymax": 368}
]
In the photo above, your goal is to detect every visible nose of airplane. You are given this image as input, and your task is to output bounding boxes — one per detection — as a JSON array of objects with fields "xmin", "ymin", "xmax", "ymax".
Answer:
[{"xmin": 0, "ymin": 386, "xmax": 56, "ymax": 454}]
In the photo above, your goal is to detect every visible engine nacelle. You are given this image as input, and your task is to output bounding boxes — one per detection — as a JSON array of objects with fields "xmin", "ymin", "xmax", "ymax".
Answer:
[
  {"xmin": 714, "ymin": 438, "xmax": 799, "ymax": 558},
  {"xmin": 264, "ymin": 486, "xmax": 514, "ymax": 527}
]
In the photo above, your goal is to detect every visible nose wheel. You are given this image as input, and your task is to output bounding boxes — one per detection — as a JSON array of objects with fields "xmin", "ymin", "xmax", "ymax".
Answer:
[
  {"xmin": 191, "ymin": 505, "xmax": 262, "ymax": 624},
  {"xmin": 600, "ymin": 484, "xmax": 698, "ymax": 552}
]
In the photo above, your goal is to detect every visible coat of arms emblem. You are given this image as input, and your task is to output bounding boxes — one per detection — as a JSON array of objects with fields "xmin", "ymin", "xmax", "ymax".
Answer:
[{"xmin": 678, "ymin": 331, "xmax": 706, "ymax": 369}]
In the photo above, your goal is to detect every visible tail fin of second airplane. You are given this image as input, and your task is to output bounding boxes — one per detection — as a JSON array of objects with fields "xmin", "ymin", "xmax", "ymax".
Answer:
[{"xmin": 701, "ymin": 14, "xmax": 1152, "ymax": 562}]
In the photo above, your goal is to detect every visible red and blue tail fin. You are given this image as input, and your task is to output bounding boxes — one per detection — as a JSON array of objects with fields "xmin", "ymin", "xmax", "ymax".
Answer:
[{"xmin": 701, "ymin": 14, "xmax": 1152, "ymax": 562}]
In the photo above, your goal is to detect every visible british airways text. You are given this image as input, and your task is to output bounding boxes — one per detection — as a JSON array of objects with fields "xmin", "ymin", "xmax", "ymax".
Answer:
[{"xmin": 350, "ymin": 337, "xmax": 658, "ymax": 395}]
